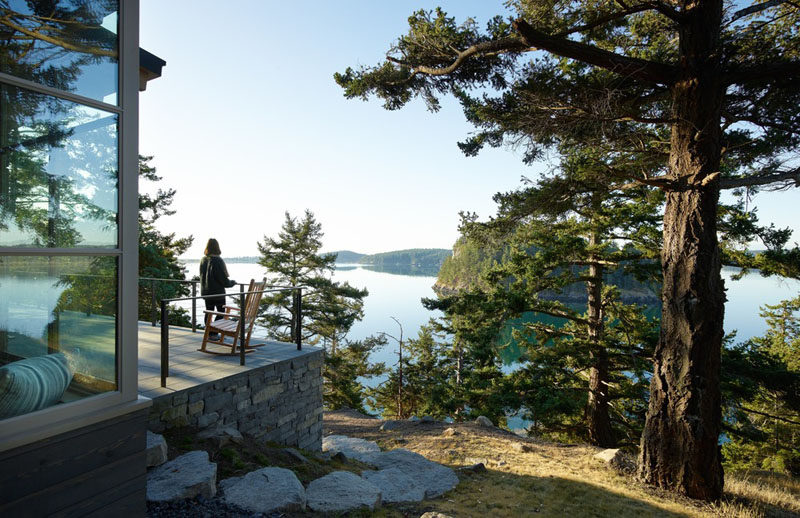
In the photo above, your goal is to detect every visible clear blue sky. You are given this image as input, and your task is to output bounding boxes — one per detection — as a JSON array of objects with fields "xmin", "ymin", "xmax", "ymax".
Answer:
[{"xmin": 139, "ymin": 1, "xmax": 798, "ymax": 258}]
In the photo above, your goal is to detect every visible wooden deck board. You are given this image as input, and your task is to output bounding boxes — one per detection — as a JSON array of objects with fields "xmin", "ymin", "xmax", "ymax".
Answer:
[{"xmin": 137, "ymin": 322, "xmax": 321, "ymax": 399}]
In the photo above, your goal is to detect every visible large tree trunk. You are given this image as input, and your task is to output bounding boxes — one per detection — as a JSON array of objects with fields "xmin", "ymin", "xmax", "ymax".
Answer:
[
  {"xmin": 638, "ymin": 0, "xmax": 725, "ymax": 500},
  {"xmin": 586, "ymin": 232, "xmax": 616, "ymax": 447}
]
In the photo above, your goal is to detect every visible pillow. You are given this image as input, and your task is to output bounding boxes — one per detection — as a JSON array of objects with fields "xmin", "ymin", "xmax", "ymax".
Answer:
[{"xmin": 0, "ymin": 353, "xmax": 74, "ymax": 419}]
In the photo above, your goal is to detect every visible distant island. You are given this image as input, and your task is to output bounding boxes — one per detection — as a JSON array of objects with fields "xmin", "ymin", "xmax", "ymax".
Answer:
[{"xmin": 180, "ymin": 248, "xmax": 453, "ymax": 277}]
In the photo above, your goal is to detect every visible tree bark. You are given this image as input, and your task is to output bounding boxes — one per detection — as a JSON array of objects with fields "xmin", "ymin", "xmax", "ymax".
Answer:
[
  {"xmin": 638, "ymin": 0, "xmax": 725, "ymax": 500},
  {"xmin": 585, "ymin": 230, "xmax": 616, "ymax": 447}
]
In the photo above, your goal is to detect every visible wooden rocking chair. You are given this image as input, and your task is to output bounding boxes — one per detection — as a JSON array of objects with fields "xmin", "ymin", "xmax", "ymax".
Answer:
[{"xmin": 199, "ymin": 278, "xmax": 267, "ymax": 356}]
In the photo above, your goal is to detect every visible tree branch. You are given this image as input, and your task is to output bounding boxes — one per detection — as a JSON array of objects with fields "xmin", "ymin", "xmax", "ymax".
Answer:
[
  {"xmin": 388, "ymin": 37, "xmax": 530, "ymax": 78},
  {"xmin": 555, "ymin": 3, "xmax": 681, "ymax": 37},
  {"xmin": 731, "ymin": 0, "xmax": 789, "ymax": 21},
  {"xmin": 740, "ymin": 405, "xmax": 800, "ymax": 426},
  {"xmin": 720, "ymin": 167, "xmax": 800, "ymax": 190},
  {"xmin": 512, "ymin": 18, "xmax": 676, "ymax": 85},
  {"xmin": 724, "ymin": 60, "xmax": 800, "ymax": 85}
]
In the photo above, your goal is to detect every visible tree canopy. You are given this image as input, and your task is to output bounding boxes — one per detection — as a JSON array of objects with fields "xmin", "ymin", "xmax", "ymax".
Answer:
[{"xmin": 337, "ymin": 0, "xmax": 800, "ymax": 500}]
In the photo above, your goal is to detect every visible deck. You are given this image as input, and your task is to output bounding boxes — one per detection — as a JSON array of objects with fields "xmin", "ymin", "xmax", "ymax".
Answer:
[{"xmin": 137, "ymin": 321, "xmax": 321, "ymax": 400}]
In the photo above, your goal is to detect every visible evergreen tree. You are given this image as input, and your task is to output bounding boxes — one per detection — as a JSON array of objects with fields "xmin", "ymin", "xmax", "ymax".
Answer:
[
  {"xmin": 336, "ymin": 2, "xmax": 800, "ymax": 498},
  {"xmin": 137, "ymin": 156, "xmax": 193, "ymax": 326},
  {"xmin": 721, "ymin": 297, "xmax": 800, "ymax": 475},
  {"xmin": 324, "ymin": 335, "xmax": 387, "ymax": 413},
  {"xmin": 256, "ymin": 210, "xmax": 367, "ymax": 348}
]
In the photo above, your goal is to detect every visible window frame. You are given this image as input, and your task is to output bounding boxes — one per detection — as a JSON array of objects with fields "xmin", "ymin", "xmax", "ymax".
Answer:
[{"xmin": 0, "ymin": 0, "xmax": 147, "ymax": 452}]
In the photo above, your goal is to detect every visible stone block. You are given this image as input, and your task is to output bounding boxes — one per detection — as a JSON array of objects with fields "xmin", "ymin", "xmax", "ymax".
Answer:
[
  {"xmin": 277, "ymin": 412, "xmax": 297, "ymax": 427},
  {"xmin": 188, "ymin": 390, "xmax": 204, "ymax": 403},
  {"xmin": 160, "ymin": 404, "xmax": 187, "ymax": 423},
  {"xmin": 205, "ymin": 392, "xmax": 233, "ymax": 413},
  {"xmin": 188, "ymin": 400, "xmax": 204, "ymax": 415},
  {"xmin": 172, "ymin": 392, "xmax": 188, "ymax": 405},
  {"xmin": 252, "ymin": 384, "xmax": 283, "ymax": 405},
  {"xmin": 197, "ymin": 412, "xmax": 219, "ymax": 429}
]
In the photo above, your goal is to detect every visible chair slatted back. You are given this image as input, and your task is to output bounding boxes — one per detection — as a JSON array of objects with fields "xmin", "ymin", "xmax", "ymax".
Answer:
[{"xmin": 242, "ymin": 278, "xmax": 266, "ymax": 340}]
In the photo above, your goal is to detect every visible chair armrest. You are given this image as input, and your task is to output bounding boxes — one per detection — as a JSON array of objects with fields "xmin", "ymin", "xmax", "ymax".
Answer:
[
  {"xmin": 223, "ymin": 305, "xmax": 240, "ymax": 312},
  {"xmin": 204, "ymin": 310, "xmax": 240, "ymax": 319}
]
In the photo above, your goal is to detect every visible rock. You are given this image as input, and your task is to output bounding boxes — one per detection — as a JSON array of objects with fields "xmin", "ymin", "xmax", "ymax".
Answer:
[
  {"xmin": 322, "ymin": 435, "xmax": 381, "ymax": 463},
  {"xmin": 220, "ymin": 467, "xmax": 306, "ymax": 513},
  {"xmin": 512, "ymin": 442, "xmax": 534, "ymax": 453},
  {"xmin": 196, "ymin": 412, "xmax": 219, "ymax": 429},
  {"xmin": 442, "ymin": 427, "xmax": 459, "ymax": 437},
  {"xmin": 362, "ymin": 467, "xmax": 426, "ymax": 503},
  {"xmin": 464, "ymin": 457, "xmax": 491, "ymax": 466},
  {"xmin": 420, "ymin": 415, "xmax": 435, "ymax": 423},
  {"xmin": 420, "ymin": 513, "xmax": 454, "ymax": 518},
  {"xmin": 283, "ymin": 447, "xmax": 309, "ymax": 463},
  {"xmin": 458, "ymin": 462, "xmax": 487, "ymax": 474},
  {"xmin": 147, "ymin": 450, "xmax": 217, "ymax": 502},
  {"xmin": 331, "ymin": 451, "xmax": 348, "ymax": 463},
  {"xmin": 594, "ymin": 448, "xmax": 634, "ymax": 472},
  {"xmin": 197, "ymin": 426, "xmax": 242, "ymax": 448},
  {"xmin": 367, "ymin": 449, "xmax": 459, "ymax": 498},
  {"xmin": 395, "ymin": 437, "xmax": 408, "ymax": 444},
  {"xmin": 380, "ymin": 420, "xmax": 403, "ymax": 431},
  {"xmin": 409, "ymin": 415, "xmax": 420, "ymax": 422},
  {"xmin": 306, "ymin": 471, "xmax": 381, "ymax": 512},
  {"xmin": 474, "ymin": 415, "xmax": 493, "ymax": 427},
  {"xmin": 146, "ymin": 431, "xmax": 168, "ymax": 468}
]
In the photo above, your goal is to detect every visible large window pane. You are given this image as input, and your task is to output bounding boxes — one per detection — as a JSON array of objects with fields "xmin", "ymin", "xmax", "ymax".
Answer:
[
  {"xmin": 0, "ymin": 255, "xmax": 117, "ymax": 418},
  {"xmin": 0, "ymin": 0, "xmax": 119, "ymax": 104},
  {"xmin": 0, "ymin": 83, "xmax": 118, "ymax": 248}
]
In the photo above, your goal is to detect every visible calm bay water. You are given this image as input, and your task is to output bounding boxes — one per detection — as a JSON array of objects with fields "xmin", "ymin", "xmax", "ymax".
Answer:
[{"xmin": 197, "ymin": 262, "xmax": 800, "ymax": 367}]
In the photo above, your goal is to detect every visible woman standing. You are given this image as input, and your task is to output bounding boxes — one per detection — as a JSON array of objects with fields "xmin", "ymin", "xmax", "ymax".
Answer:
[{"xmin": 200, "ymin": 238, "xmax": 236, "ymax": 339}]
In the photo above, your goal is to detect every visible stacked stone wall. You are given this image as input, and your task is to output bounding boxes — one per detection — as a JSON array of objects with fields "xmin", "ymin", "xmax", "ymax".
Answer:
[{"xmin": 147, "ymin": 350, "xmax": 323, "ymax": 451}]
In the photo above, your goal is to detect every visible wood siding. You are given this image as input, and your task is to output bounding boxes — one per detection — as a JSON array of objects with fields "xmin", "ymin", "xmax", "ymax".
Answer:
[{"xmin": 0, "ymin": 408, "xmax": 148, "ymax": 517}]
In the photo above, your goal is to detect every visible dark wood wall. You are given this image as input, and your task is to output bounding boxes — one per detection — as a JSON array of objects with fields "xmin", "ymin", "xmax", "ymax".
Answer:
[{"xmin": 0, "ymin": 407, "xmax": 148, "ymax": 517}]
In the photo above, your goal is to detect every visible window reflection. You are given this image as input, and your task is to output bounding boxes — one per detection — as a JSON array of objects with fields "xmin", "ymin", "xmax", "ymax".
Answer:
[
  {"xmin": 0, "ymin": 0, "xmax": 119, "ymax": 104},
  {"xmin": 0, "ymin": 255, "xmax": 117, "ymax": 418},
  {"xmin": 0, "ymin": 83, "xmax": 118, "ymax": 248}
]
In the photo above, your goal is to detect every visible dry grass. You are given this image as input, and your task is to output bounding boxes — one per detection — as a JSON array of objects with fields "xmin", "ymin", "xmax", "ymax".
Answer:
[{"xmin": 324, "ymin": 410, "xmax": 800, "ymax": 518}]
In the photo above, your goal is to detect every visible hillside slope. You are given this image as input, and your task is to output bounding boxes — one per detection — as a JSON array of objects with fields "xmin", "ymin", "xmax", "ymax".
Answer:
[{"xmin": 325, "ymin": 409, "xmax": 799, "ymax": 518}]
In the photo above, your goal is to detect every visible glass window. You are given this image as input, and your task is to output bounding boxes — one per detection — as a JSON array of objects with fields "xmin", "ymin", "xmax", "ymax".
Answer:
[
  {"xmin": 0, "ymin": 83, "xmax": 118, "ymax": 248},
  {"xmin": 0, "ymin": 0, "xmax": 119, "ymax": 104},
  {"xmin": 0, "ymin": 255, "xmax": 117, "ymax": 418}
]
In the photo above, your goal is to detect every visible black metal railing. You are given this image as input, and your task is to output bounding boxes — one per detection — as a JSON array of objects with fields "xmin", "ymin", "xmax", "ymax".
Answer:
[{"xmin": 156, "ymin": 285, "xmax": 303, "ymax": 388}]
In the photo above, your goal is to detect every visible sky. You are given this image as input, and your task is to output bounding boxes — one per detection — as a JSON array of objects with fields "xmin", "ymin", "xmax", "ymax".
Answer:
[{"xmin": 139, "ymin": 1, "xmax": 799, "ymax": 258}]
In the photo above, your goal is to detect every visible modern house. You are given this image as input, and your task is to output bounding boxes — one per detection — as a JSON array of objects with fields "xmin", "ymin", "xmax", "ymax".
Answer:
[{"xmin": 0, "ymin": 2, "xmax": 162, "ymax": 514}]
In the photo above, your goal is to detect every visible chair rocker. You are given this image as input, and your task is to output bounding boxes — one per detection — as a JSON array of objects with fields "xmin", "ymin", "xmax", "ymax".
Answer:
[{"xmin": 199, "ymin": 278, "xmax": 266, "ymax": 356}]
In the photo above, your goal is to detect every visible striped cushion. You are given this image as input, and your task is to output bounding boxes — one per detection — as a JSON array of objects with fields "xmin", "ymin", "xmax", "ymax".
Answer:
[{"xmin": 0, "ymin": 353, "xmax": 73, "ymax": 419}]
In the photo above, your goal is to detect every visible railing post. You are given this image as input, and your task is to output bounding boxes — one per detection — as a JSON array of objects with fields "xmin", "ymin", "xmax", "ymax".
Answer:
[
  {"xmin": 239, "ymin": 290, "xmax": 246, "ymax": 366},
  {"xmin": 294, "ymin": 288, "xmax": 302, "ymax": 350},
  {"xmin": 191, "ymin": 281, "xmax": 197, "ymax": 332},
  {"xmin": 160, "ymin": 300, "xmax": 169, "ymax": 388},
  {"xmin": 151, "ymin": 279, "xmax": 157, "ymax": 327}
]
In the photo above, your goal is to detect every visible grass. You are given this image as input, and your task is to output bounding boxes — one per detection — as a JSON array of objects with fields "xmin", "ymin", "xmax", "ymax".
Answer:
[{"xmin": 160, "ymin": 416, "xmax": 799, "ymax": 517}]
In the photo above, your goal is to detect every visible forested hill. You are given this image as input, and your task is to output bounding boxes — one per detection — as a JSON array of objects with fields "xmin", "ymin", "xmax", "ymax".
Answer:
[
  {"xmin": 329, "ymin": 248, "xmax": 452, "ymax": 275},
  {"xmin": 436, "ymin": 239, "xmax": 660, "ymax": 304}
]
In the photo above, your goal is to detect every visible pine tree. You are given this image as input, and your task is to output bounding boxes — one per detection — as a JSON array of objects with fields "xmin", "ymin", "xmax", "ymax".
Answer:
[
  {"xmin": 721, "ymin": 297, "xmax": 800, "ymax": 475},
  {"xmin": 336, "ymin": 2, "xmax": 800, "ymax": 498},
  {"xmin": 256, "ymin": 210, "xmax": 367, "ymax": 348}
]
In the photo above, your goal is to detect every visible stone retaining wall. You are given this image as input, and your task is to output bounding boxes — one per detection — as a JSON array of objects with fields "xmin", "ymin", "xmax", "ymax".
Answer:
[{"xmin": 147, "ymin": 350, "xmax": 323, "ymax": 451}]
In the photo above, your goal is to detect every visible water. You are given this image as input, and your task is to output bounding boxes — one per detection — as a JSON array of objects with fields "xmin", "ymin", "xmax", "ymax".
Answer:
[{"xmin": 189, "ymin": 262, "xmax": 800, "ymax": 361}]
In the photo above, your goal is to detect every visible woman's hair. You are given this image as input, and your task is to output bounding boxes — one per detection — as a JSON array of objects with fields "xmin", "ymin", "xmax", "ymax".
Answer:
[{"xmin": 204, "ymin": 238, "xmax": 221, "ymax": 256}]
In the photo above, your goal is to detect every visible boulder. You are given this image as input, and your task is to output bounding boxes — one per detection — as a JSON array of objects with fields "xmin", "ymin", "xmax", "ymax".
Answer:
[
  {"xmin": 512, "ymin": 442, "xmax": 534, "ymax": 453},
  {"xmin": 362, "ymin": 467, "xmax": 426, "ymax": 503},
  {"xmin": 146, "ymin": 450, "xmax": 217, "ymax": 502},
  {"xmin": 380, "ymin": 420, "xmax": 403, "ymax": 431},
  {"xmin": 458, "ymin": 462, "xmax": 487, "ymax": 474},
  {"xmin": 306, "ymin": 471, "xmax": 381, "ymax": 512},
  {"xmin": 367, "ymin": 449, "xmax": 459, "ymax": 498},
  {"xmin": 220, "ymin": 467, "xmax": 305, "ymax": 513},
  {"xmin": 474, "ymin": 415, "xmax": 493, "ymax": 427},
  {"xmin": 197, "ymin": 426, "xmax": 243, "ymax": 448},
  {"xmin": 145, "ymin": 431, "xmax": 168, "ymax": 467},
  {"xmin": 420, "ymin": 415, "xmax": 436, "ymax": 423},
  {"xmin": 420, "ymin": 513, "xmax": 454, "ymax": 518},
  {"xmin": 322, "ymin": 434, "xmax": 381, "ymax": 463},
  {"xmin": 442, "ymin": 427, "xmax": 459, "ymax": 437},
  {"xmin": 594, "ymin": 448, "xmax": 634, "ymax": 471}
]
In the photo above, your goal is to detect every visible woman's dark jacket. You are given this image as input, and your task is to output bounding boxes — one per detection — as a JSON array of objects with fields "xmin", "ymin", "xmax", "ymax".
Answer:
[{"xmin": 200, "ymin": 255, "xmax": 235, "ymax": 303}]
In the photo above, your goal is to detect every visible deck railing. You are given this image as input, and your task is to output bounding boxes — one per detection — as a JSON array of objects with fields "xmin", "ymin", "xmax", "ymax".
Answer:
[{"xmin": 143, "ymin": 279, "xmax": 303, "ymax": 387}]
